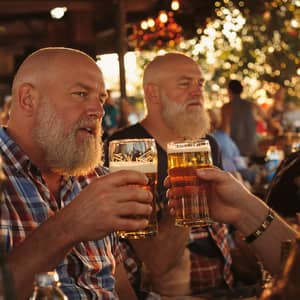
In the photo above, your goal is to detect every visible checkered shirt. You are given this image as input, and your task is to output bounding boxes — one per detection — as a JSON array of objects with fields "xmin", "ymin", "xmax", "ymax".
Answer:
[
  {"xmin": 190, "ymin": 224, "xmax": 234, "ymax": 292},
  {"xmin": 0, "ymin": 127, "xmax": 121, "ymax": 299}
]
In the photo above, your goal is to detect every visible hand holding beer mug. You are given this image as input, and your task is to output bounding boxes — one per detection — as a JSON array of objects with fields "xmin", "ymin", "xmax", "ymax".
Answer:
[
  {"xmin": 167, "ymin": 139, "xmax": 213, "ymax": 227},
  {"xmin": 109, "ymin": 138, "xmax": 158, "ymax": 239}
]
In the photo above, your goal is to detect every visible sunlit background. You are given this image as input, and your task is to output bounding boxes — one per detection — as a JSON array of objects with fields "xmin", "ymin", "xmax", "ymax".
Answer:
[{"xmin": 96, "ymin": 0, "xmax": 300, "ymax": 121}]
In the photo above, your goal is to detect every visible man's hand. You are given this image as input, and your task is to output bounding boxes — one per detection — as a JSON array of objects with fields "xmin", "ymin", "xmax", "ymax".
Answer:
[
  {"xmin": 166, "ymin": 167, "xmax": 254, "ymax": 227},
  {"xmin": 60, "ymin": 170, "xmax": 153, "ymax": 243}
]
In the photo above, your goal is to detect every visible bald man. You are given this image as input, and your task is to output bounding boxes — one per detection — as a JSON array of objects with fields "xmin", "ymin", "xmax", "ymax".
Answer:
[
  {"xmin": 105, "ymin": 53, "xmax": 236, "ymax": 298},
  {"xmin": 0, "ymin": 47, "xmax": 153, "ymax": 300}
]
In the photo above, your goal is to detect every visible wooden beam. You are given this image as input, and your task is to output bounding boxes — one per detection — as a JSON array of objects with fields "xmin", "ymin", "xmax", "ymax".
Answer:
[
  {"xmin": 0, "ymin": 1, "xmax": 94, "ymax": 15},
  {"xmin": 116, "ymin": 0, "xmax": 127, "ymax": 99}
]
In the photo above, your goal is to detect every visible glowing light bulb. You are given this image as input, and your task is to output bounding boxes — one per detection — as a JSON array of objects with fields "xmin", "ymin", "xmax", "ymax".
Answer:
[
  {"xmin": 159, "ymin": 11, "xmax": 168, "ymax": 23},
  {"xmin": 147, "ymin": 18, "xmax": 155, "ymax": 28},
  {"xmin": 50, "ymin": 7, "xmax": 67, "ymax": 19},
  {"xmin": 141, "ymin": 20, "xmax": 148, "ymax": 30},
  {"xmin": 171, "ymin": 0, "xmax": 180, "ymax": 11},
  {"xmin": 291, "ymin": 19, "xmax": 300, "ymax": 28}
]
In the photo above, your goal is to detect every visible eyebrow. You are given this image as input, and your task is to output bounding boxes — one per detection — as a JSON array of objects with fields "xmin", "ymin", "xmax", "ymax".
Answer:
[
  {"xmin": 72, "ymin": 82, "xmax": 92, "ymax": 90},
  {"xmin": 71, "ymin": 82, "xmax": 108, "ymax": 98},
  {"xmin": 177, "ymin": 76, "xmax": 205, "ymax": 83}
]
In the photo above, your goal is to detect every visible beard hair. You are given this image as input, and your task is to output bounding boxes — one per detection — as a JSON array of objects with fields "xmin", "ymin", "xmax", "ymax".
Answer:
[
  {"xmin": 160, "ymin": 90, "xmax": 210, "ymax": 139},
  {"xmin": 32, "ymin": 98, "xmax": 103, "ymax": 176}
]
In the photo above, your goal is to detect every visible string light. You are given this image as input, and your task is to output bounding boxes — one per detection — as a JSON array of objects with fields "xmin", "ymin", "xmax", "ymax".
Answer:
[
  {"xmin": 128, "ymin": 0, "xmax": 300, "ymax": 106},
  {"xmin": 159, "ymin": 11, "xmax": 168, "ymax": 23},
  {"xmin": 129, "ymin": 9, "xmax": 182, "ymax": 50},
  {"xmin": 171, "ymin": 0, "xmax": 180, "ymax": 11},
  {"xmin": 147, "ymin": 18, "xmax": 155, "ymax": 28},
  {"xmin": 140, "ymin": 20, "xmax": 148, "ymax": 30}
]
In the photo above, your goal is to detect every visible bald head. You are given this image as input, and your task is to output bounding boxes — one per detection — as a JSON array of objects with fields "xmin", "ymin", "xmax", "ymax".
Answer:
[
  {"xmin": 143, "ymin": 52, "xmax": 201, "ymax": 87},
  {"xmin": 12, "ymin": 47, "xmax": 98, "ymax": 99},
  {"xmin": 141, "ymin": 52, "xmax": 209, "ymax": 140},
  {"xmin": 7, "ymin": 47, "xmax": 106, "ymax": 171}
]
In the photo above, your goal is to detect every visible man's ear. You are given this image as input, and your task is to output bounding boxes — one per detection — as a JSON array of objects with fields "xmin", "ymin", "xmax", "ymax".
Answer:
[
  {"xmin": 18, "ymin": 83, "xmax": 37, "ymax": 116},
  {"xmin": 144, "ymin": 83, "xmax": 160, "ymax": 104}
]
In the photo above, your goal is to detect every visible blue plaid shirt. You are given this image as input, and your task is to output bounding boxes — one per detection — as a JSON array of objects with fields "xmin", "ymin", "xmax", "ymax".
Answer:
[{"xmin": 0, "ymin": 127, "xmax": 120, "ymax": 299}]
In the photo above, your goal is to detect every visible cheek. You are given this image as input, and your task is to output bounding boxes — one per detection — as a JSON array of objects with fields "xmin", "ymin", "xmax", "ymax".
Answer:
[{"xmin": 166, "ymin": 90, "xmax": 187, "ymax": 104}]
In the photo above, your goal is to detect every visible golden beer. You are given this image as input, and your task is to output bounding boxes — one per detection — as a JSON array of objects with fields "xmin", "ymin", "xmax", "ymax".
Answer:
[
  {"xmin": 167, "ymin": 139, "xmax": 213, "ymax": 227},
  {"xmin": 109, "ymin": 162, "xmax": 158, "ymax": 239},
  {"xmin": 109, "ymin": 138, "xmax": 158, "ymax": 239}
]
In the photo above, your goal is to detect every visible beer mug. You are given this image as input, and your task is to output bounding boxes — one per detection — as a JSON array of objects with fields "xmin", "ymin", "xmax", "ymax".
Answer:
[
  {"xmin": 109, "ymin": 138, "xmax": 158, "ymax": 239},
  {"xmin": 167, "ymin": 138, "xmax": 213, "ymax": 227}
]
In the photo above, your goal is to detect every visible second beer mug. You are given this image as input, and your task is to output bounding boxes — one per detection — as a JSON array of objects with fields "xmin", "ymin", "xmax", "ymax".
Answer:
[
  {"xmin": 109, "ymin": 138, "xmax": 158, "ymax": 239},
  {"xmin": 167, "ymin": 138, "xmax": 213, "ymax": 227}
]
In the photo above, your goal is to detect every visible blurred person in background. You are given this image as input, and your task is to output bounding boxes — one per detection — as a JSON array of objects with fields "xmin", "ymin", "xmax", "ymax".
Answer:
[
  {"xmin": 267, "ymin": 86, "xmax": 286, "ymax": 134},
  {"xmin": 0, "ymin": 96, "xmax": 12, "ymax": 125},
  {"xmin": 221, "ymin": 79, "xmax": 278, "ymax": 159},
  {"xmin": 102, "ymin": 90, "xmax": 120, "ymax": 139},
  {"xmin": 208, "ymin": 108, "xmax": 257, "ymax": 186},
  {"xmin": 282, "ymin": 102, "xmax": 300, "ymax": 132}
]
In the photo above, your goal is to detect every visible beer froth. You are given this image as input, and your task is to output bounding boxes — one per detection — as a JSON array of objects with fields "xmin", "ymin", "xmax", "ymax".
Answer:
[{"xmin": 109, "ymin": 161, "xmax": 157, "ymax": 173}]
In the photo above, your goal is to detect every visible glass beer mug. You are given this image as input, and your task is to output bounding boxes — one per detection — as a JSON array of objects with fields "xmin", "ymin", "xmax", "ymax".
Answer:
[
  {"xmin": 109, "ymin": 138, "xmax": 158, "ymax": 239},
  {"xmin": 167, "ymin": 138, "xmax": 214, "ymax": 227}
]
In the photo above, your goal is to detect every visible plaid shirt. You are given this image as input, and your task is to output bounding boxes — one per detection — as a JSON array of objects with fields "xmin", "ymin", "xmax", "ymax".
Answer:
[
  {"xmin": 0, "ymin": 127, "xmax": 121, "ymax": 300},
  {"xmin": 189, "ymin": 224, "xmax": 234, "ymax": 292},
  {"xmin": 121, "ymin": 223, "xmax": 233, "ymax": 297}
]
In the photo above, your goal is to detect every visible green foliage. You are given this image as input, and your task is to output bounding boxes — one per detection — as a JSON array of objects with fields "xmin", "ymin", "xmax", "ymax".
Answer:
[{"xmin": 136, "ymin": 0, "xmax": 300, "ymax": 107}]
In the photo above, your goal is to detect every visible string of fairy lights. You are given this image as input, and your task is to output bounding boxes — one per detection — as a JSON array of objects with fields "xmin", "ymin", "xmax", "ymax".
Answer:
[{"xmin": 99, "ymin": 0, "xmax": 300, "ymax": 111}]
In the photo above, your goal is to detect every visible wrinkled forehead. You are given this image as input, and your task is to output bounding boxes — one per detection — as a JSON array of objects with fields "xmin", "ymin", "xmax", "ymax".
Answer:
[
  {"xmin": 52, "ymin": 52, "xmax": 103, "ymax": 79},
  {"xmin": 144, "ymin": 55, "xmax": 203, "ymax": 85},
  {"xmin": 161, "ymin": 61, "xmax": 203, "ymax": 85},
  {"xmin": 46, "ymin": 54, "xmax": 105, "ymax": 92},
  {"xmin": 14, "ymin": 49, "xmax": 105, "ymax": 89},
  {"xmin": 174, "ymin": 61, "xmax": 203, "ymax": 77}
]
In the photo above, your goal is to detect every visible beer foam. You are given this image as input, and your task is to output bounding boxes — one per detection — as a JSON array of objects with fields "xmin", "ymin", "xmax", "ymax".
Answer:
[
  {"xmin": 109, "ymin": 161, "xmax": 157, "ymax": 173},
  {"xmin": 167, "ymin": 144, "xmax": 211, "ymax": 153}
]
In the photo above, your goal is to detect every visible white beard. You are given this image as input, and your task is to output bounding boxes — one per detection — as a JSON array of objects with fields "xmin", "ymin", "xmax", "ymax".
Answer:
[
  {"xmin": 160, "ymin": 91, "xmax": 210, "ymax": 139},
  {"xmin": 32, "ymin": 98, "xmax": 103, "ymax": 176}
]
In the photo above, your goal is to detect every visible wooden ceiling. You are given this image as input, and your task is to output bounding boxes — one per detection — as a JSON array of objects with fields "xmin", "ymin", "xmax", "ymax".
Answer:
[
  {"xmin": 0, "ymin": 0, "xmax": 216, "ymax": 95},
  {"xmin": 0, "ymin": 0, "xmax": 265, "ymax": 97}
]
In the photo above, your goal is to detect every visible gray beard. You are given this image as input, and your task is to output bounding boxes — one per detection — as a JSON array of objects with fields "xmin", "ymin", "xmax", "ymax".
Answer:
[
  {"xmin": 32, "ymin": 99, "xmax": 103, "ymax": 176},
  {"xmin": 160, "ymin": 95, "xmax": 210, "ymax": 139}
]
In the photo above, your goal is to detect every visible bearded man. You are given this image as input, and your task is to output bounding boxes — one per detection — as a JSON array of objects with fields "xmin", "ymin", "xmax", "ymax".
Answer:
[
  {"xmin": 105, "ymin": 52, "xmax": 235, "ymax": 299},
  {"xmin": 0, "ymin": 47, "xmax": 154, "ymax": 300}
]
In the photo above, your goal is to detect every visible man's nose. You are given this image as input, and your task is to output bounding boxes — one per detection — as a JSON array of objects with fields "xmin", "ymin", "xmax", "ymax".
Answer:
[
  {"xmin": 87, "ymin": 98, "xmax": 105, "ymax": 119},
  {"xmin": 190, "ymin": 84, "xmax": 203, "ymax": 97}
]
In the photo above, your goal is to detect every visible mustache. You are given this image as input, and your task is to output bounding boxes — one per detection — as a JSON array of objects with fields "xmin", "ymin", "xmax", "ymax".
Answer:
[
  {"xmin": 185, "ymin": 99, "xmax": 202, "ymax": 106},
  {"xmin": 74, "ymin": 118, "xmax": 101, "ymax": 135}
]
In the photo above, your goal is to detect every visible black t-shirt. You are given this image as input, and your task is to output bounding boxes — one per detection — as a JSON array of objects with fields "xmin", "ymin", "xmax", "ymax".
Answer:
[{"xmin": 105, "ymin": 123, "xmax": 227, "ymax": 263}]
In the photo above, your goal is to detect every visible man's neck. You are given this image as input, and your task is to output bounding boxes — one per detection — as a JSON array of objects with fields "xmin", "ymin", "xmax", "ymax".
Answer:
[
  {"xmin": 42, "ymin": 172, "xmax": 63, "ymax": 200},
  {"xmin": 141, "ymin": 118, "xmax": 179, "ymax": 151}
]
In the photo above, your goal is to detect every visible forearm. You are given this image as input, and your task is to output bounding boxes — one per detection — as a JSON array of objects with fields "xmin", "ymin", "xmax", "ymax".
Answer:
[
  {"xmin": 235, "ymin": 195, "xmax": 298, "ymax": 274},
  {"xmin": 115, "ymin": 263, "xmax": 138, "ymax": 300},
  {"xmin": 7, "ymin": 211, "xmax": 75, "ymax": 300},
  {"xmin": 131, "ymin": 220, "xmax": 189, "ymax": 276}
]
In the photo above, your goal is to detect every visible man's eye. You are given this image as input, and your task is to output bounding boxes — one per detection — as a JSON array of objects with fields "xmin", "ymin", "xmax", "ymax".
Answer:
[
  {"xmin": 198, "ymin": 81, "xmax": 205, "ymax": 88},
  {"xmin": 178, "ymin": 82, "xmax": 190, "ymax": 87},
  {"xmin": 99, "ymin": 97, "xmax": 106, "ymax": 105},
  {"xmin": 74, "ymin": 91, "xmax": 87, "ymax": 97}
]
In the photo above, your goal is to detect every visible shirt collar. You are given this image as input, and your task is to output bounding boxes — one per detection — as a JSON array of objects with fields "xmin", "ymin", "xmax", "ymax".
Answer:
[{"xmin": 0, "ymin": 127, "xmax": 32, "ymax": 173}]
